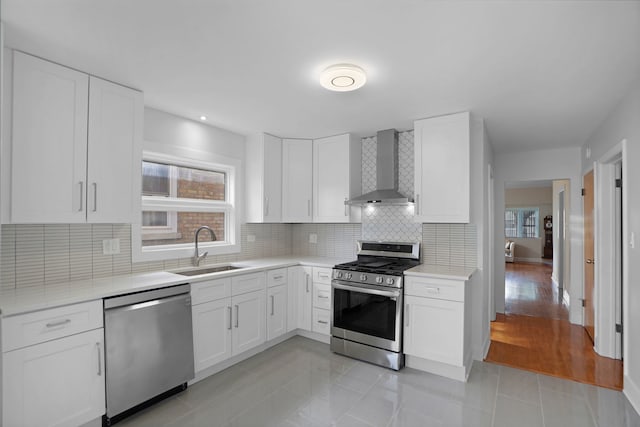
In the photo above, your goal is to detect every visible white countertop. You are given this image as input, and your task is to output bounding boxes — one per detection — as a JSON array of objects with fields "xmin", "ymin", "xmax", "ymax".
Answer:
[
  {"xmin": 0, "ymin": 256, "xmax": 351, "ymax": 317},
  {"xmin": 404, "ymin": 265, "xmax": 476, "ymax": 281}
]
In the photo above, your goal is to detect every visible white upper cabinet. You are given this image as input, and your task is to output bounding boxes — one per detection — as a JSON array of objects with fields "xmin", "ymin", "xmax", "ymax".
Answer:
[
  {"xmin": 313, "ymin": 134, "xmax": 361, "ymax": 223},
  {"xmin": 87, "ymin": 76, "xmax": 143, "ymax": 223},
  {"xmin": 282, "ymin": 138, "xmax": 313, "ymax": 223},
  {"xmin": 245, "ymin": 133, "xmax": 282, "ymax": 223},
  {"xmin": 414, "ymin": 112, "xmax": 470, "ymax": 223},
  {"xmin": 6, "ymin": 51, "xmax": 142, "ymax": 224},
  {"xmin": 10, "ymin": 51, "xmax": 89, "ymax": 223}
]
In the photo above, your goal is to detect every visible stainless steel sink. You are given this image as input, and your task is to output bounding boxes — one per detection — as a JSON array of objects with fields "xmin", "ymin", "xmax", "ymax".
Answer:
[{"xmin": 176, "ymin": 265, "xmax": 244, "ymax": 276}]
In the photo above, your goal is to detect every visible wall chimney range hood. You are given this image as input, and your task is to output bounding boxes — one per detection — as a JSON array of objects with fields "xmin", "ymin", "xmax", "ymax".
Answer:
[{"xmin": 346, "ymin": 129, "xmax": 413, "ymax": 206}]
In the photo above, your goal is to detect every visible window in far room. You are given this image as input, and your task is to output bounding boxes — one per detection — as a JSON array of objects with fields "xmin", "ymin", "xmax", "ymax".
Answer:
[{"xmin": 505, "ymin": 207, "xmax": 539, "ymax": 238}]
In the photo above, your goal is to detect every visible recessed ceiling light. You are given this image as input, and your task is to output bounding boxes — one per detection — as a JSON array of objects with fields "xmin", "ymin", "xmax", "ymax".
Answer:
[
  {"xmin": 200, "ymin": 115, "xmax": 207, "ymax": 121},
  {"xmin": 320, "ymin": 64, "xmax": 366, "ymax": 92}
]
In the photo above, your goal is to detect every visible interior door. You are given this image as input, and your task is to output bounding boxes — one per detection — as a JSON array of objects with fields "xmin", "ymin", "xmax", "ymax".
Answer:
[{"xmin": 584, "ymin": 170, "xmax": 595, "ymax": 342}]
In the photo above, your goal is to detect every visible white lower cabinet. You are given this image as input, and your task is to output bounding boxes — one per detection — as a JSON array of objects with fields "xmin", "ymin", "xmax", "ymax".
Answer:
[
  {"xmin": 232, "ymin": 289, "xmax": 266, "ymax": 355},
  {"xmin": 3, "ymin": 328, "xmax": 105, "ymax": 427},
  {"xmin": 404, "ymin": 295, "xmax": 464, "ymax": 365},
  {"xmin": 267, "ymin": 284, "xmax": 287, "ymax": 340},
  {"xmin": 192, "ymin": 298, "xmax": 233, "ymax": 371},
  {"xmin": 289, "ymin": 266, "xmax": 313, "ymax": 331},
  {"xmin": 403, "ymin": 274, "xmax": 471, "ymax": 381},
  {"xmin": 312, "ymin": 307, "xmax": 331, "ymax": 335}
]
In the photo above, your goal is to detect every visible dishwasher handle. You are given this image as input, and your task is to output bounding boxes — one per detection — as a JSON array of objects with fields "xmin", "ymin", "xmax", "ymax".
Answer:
[{"xmin": 104, "ymin": 284, "xmax": 190, "ymax": 309}]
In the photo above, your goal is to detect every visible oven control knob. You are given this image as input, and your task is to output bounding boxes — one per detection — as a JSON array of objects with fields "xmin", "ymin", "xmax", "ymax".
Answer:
[
  {"xmin": 345, "ymin": 272, "xmax": 352, "ymax": 280},
  {"xmin": 386, "ymin": 277, "xmax": 395, "ymax": 286},
  {"xmin": 360, "ymin": 274, "xmax": 368, "ymax": 281},
  {"xmin": 375, "ymin": 276, "xmax": 383, "ymax": 284},
  {"xmin": 335, "ymin": 271, "xmax": 343, "ymax": 279}
]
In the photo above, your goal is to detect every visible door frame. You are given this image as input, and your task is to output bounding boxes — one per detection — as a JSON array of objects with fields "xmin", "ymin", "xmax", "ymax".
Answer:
[{"xmin": 593, "ymin": 139, "xmax": 628, "ymax": 360}]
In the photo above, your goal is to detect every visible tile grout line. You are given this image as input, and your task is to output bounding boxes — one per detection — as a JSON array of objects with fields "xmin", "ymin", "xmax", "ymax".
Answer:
[
  {"xmin": 490, "ymin": 367, "xmax": 500, "ymax": 427},
  {"xmin": 537, "ymin": 374, "xmax": 547, "ymax": 427}
]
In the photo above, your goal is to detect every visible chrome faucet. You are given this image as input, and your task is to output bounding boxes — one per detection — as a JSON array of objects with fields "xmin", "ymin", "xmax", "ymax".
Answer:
[{"xmin": 193, "ymin": 226, "xmax": 217, "ymax": 266}]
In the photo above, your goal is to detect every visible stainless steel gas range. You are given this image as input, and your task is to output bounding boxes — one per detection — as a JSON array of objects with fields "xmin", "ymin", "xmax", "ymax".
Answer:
[{"xmin": 331, "ymin": 241, "xmax": 420, "ymax": 370}]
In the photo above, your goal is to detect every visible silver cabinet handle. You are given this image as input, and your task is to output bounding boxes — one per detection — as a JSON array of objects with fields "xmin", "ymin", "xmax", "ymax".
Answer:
[
  {"xmin": 78, "ymin": 182, "xmax": 84, "ymax": 212},
  {"xmin": 425, "ymin": 287, "xmax": 440, "ymax": 294},
  {"xmin": 306, "ymin": 274, "xmax": 310, "ymax": 293},
  {"xmin": 96, "ymin": 342, "xmax": 102, "ymax": 376},
  {"xmin": 273, "ymin": 275, "xmax": 283, "ymax": 280},
  {"xmin": 92, "ymin": 182, "xmax": 97, "ymax": 212},
  {"xmin": 317, "ymin": 320, "xmax": 328, "ymax": 325},
  {"xmin": 405, "ymin": 304, "xmax": 410, "ymax": 327},
  {"xmin": 271, "ymin": 295, "xmax": 275, "ymax": 316},
  {"xmin": 319, "ymin": 273, "xmax": 330, "ymax": 279},
  {"xmin": 265, "ymin": 196, "xmax": 269, "ymax": 216},
  {"xmin": 307, "ymin": 200, "xmax": 311, "ymax": 216},
  {"xmin": 344, "ymin": 197, "xmax": 348, "ymax": 216},
  {"xmin": 228, "ymin": 306, "xmax": 232, "ymax": 330},
  {"xmin": 318, "ymin": 295, "xmax": 329, "ymax": 299},
  {"xmin": 46, "ymin": 318, "xmax": 71, "ymax": 328},
  {"xmin": 235, "ymin": 304, "xmax": 239, "ymax": 328},
  {"xmin": 415, "ymin": 194, "xmax": 420, "ymax": 215}
]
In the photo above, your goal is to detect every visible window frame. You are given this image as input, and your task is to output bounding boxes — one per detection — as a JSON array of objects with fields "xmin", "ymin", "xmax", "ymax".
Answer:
[
  {"xmin": 505, "ymin": 207, "xmax": 540, "ymax": 239},
  {"xmin": 132, "ymin": 151, "xmax": 240, "ymax": 262}
]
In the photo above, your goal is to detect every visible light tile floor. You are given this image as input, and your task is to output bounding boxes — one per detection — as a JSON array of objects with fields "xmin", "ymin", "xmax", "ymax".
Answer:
[{"xmin": 118, "ymin": 336, "xmax": 640, "ymax": 427}]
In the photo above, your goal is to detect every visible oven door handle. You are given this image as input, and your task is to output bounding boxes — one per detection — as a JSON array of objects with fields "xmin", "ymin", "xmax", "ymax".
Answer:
[{"xmin": 332, "ymin": 282, "xmax": 401, "ymax": 298}]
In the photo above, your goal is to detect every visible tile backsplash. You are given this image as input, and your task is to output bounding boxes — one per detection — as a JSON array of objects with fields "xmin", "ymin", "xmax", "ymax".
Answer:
[{"xmin": 1, "ymin": 223, "xmax": 291, "ymax": 290}]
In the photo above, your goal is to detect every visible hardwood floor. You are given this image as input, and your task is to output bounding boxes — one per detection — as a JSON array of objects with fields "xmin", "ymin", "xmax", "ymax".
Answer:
[
  {"xmin": 504, "ymin": 261, "xmax": 568, "ymax": 320},
  {"xmin": 486, "ymin": 262, "xmax": 623, "ymax": 390}
]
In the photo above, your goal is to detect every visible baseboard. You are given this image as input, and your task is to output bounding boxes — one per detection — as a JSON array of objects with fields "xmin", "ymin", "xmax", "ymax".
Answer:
[
  {"xmin": 297, "ymin": 329, "xmax": 331, "ymax": 344},
  {"xmin": 405, "ymin": 355, "xmax": 470, "ymax": 382},
  {"xmin": 514, "ymin": 257, "xmax": 545, "ymax": 264},
  {"xmin": 624, "ymin": 374, "xmax": 640, "ymax": 416}
]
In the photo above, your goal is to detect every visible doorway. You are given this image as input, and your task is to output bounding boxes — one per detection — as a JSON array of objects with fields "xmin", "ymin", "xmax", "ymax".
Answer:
[{"xmin": 486, "ymin": 178, "xmax": 623, "ymax": 389}]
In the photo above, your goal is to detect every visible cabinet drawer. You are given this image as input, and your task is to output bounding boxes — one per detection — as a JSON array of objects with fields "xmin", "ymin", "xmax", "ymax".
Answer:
[
  {"xmin": 312, "ymin": 267, "xmax": 332, "ymax": 285},
  {"xmin": 2, "ymin": 300, "xmax": 103, "ymax": 352},
  {"xmin": 312, "ymin": 283, "xmax": 331, "ymax": 310},
  {"xmin": 267, "ymin": 268, "xmax": 287, "ymax": 288},
  {"xmin": 191, "ymin": 278, "xmax": 231, "ymax": 305},
  {"xmin": 232, "ymin": 272, "xmax": 266, "ymax": 296},
  {"xmin": 405, "ymin": 277, "xmax": 466, "ymax": 302},
  {"xmin": 312, "ymin": 308, "xmax": 330, "ymax": 335}
]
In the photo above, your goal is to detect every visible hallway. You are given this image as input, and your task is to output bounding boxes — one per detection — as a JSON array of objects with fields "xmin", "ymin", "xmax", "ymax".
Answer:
[{"xmin": 486, "ymin": 262, "xmax": 623, "ymax": 390}]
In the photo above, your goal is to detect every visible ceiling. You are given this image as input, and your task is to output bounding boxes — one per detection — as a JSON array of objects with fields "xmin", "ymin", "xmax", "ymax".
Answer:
[{"xmin": 3, "ymin": 1, "xmax": 639, "ymax": 153}]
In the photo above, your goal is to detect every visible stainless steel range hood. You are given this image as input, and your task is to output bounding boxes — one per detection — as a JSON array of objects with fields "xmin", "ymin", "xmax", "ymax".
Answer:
[{"xmin": 346, "ymin": 129, "xmax": 413, "ymax": 205}]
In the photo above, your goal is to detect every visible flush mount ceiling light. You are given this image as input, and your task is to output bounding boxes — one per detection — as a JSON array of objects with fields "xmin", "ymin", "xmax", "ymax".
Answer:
[
  {"xmin": 320, "ymin": 64, "xmax": 366, "ymax": 92},
  {"xmin": 200, "ymin": 115, "xmax": 207, "ymax": 121}
]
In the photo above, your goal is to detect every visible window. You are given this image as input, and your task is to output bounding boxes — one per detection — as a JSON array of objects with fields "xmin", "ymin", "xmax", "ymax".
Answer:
[
  {"xmin": 134, "ymin": 152, "xmax": 239, "ymax": 261},
  {"xmin": 505, "ymin": 207, "xmax": 539, "ymax": 238}
]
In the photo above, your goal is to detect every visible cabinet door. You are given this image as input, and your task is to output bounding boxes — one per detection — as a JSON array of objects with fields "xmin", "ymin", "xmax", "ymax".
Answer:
[
  {"xmin": 11, "ymin": 51, "xmax": 89, "ymax": 223},
  {"xmin": 282, "ymin": 139, "xmax": 313, "ymax": 222},
  {"xmin": 313, "ymin": 134, "xmax": 360, "ymax": 222},
  {"xmin": 267, "ymin": 284, "xmax": 287, "ymax": 340},
  {"xmin": 192, "ymin": 298, "xmax": 232, "ymax": 371},
  {"xmin": 297, "ymin": 266, "xmax": 313, "ymax": 331},
  {"xmin": 404, "ymin": 295, "xmax": 464, "ymax": 366},
  {"xmin": 87, "ymin": 76, "xmax": 143, "ymax": 223},
  {"xmin": 232, "ymin": 290, "xmax": 266, "ymax": 355},
  {"xmin": 286, "ymin": 267, "xmax": 299, "ymax": 333},
  {"xmin": 245, "ymin": 133, "xmax": 282, "ymax": 223},
  {"xmin": 414, "ymin": 112, "xmax": 470, "ymax": 223},
  {"xmin": 3, "ymin": 328, "xmax": 105, "ymax": 427}
]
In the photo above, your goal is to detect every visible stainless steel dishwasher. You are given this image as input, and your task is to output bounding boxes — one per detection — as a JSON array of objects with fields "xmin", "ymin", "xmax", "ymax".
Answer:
[{"xmin": 103, "ymin": 284, "xmax": 194, "ymax": 426}]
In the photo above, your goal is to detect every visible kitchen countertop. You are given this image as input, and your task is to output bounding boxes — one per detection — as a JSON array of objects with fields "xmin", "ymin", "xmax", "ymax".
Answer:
[
  {"xmin": 0, "ymin": 256, "xmax": 351, "ymax": 317},
  {"xmin": 404, "ymin": 265, "xmax": 476, "ymax": 281}
]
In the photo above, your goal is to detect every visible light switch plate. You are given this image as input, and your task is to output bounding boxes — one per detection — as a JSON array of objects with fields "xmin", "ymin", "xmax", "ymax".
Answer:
[{"xmin": 309, "ymin": 233, "xmax": 318, "ymax": 244}]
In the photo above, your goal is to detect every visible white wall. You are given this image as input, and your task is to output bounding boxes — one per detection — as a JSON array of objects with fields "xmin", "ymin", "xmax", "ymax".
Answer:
[
  {"xmin": 493, "ymin": 146, "xmax": 583, "ymax": 324},
  {"xmin": 580, "ymin": 78, "xmax": 640, "ymax": 412},
  {"xmin": 470, "ymin": 116, "xmax": 494, "ymax": 359},
  {"xmin": 552, "ymin": 179, "xmax": 570, "ymax": 291}
]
